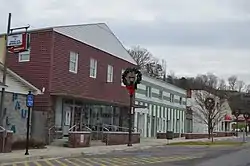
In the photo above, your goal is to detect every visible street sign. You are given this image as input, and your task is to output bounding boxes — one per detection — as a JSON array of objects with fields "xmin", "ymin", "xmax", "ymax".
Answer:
[{"xmin": 26, "ymin": 92, "xmax": 34, "ymax": 107}]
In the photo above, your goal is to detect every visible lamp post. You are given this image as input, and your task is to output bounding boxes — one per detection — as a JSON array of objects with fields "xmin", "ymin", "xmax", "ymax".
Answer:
[
  {"xmin": 122, "ymin": 68, "xmax": 142, "ymax": 147},
  {"xmin": 25, "ymin": 91, "xmax": 34, "ymax": 155},
  {"xmin": 243, "ymin": 113, "xmax": 249, "ymax": 138},
  {"xmin": 234, "ymin": 110, "xmax": 240, "ymax": 137},
  {"xmin": 204, "ymin": 97, "xmax": 215, "ymax": 140}
]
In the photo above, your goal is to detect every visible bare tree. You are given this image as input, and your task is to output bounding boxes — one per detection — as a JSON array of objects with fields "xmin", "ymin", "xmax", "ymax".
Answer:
[
  {"xmin": 236, "ymin": 80, "xmax": 245, "ymax": 92},
  {"xmin": 128, "ymin": 46, "xmax": 165, "ymax": 78},
  {"xmin": 228, "ymin": 75, "xmax": 237, "ymax": 90},
  {"xmin": 127, "ymin": 46, "xmax": 152, "ymax": 69},
  {"xmin": 246, "ymin": 84, "xmax": 250, "ymax": 93},
  {"xmin": 218, "ymin": 79, "xmax": 227, "ymax": 90},
  {"xmin": 206, "ymin": 73, "xmax": 218, "ymax": 89},
  {"xmin": 195, "ymin": 73, "xmax": 218, "ymax": 89},
  {"xmin": 192, "ymin": 90, "xmax": 227, "ymax": 141}
]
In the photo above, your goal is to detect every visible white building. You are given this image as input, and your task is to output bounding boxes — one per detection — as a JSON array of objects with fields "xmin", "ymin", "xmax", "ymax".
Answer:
[
  {"xmin": 134, "ymin": 74, "xmax": 187, "ymax": 138},
  {"xmin": 187, "ymin": 90, "xmax": 233, "ymax": 133},
  {"xmin": 0, "ymin": 64, "xmax": 41, "ymax": 142}
]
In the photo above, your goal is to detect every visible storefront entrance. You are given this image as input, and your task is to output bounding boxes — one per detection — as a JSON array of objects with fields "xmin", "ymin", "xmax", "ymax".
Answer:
[{"xmin": 62, "ymin": 99, "xmax": 129, "ymax": 138}]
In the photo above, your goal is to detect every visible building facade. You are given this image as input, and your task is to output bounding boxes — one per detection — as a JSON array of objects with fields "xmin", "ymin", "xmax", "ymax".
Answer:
[
  {"xmin": 6, "ymin": 23, "xmax": 137, "ymax": 142},
  {"xmin": 134, "ymin": 74, "xmax": 187, "ymax": 138},
  {"xmin": 187, "ymin": 90, "xmax": 233, "ymax": 133},
  {"xmin": 0, "ymin": 64, "xmax": 41, "ymax": 142}
]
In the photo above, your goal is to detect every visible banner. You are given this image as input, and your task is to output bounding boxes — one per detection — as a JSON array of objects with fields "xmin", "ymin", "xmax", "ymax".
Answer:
[{"xmin": 0, "ymin": 35, "xmax": 6, "ymax": 64}]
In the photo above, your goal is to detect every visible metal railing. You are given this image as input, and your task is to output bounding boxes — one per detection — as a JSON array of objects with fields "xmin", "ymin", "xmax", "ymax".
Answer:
[
  {"xmin": 102, "ymin": 124, "xmax": 136, "ymax": 132},
  {"xmin": 0, "ymin": 126, "xmax": 5, "ymax": 132},
  {"xmin": 68, "ymin": 124, "xmax": 77, "ymax": 132},
  {"xmin": 0, "ymin": 126, "xmax": 6, "ymax": 152},
  {"xmin": 48, "ymin": 125, "xmax": 55, "ymax": 144},
  {"xmin": 102, "ymin": 126, "xmax": 109, "ymax": 132}
]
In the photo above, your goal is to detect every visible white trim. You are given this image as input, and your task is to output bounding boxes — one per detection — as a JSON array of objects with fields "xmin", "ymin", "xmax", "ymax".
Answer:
[
  {"xmin": 18, "ymin": 50, "xmax": 30, "ymax": 62},
  {"xmin": 121, "ymin": 69, "xmax": 125, "ymax": 86},
  {"xmin": 0, "ymin": 63, "xmax": 42, "ymax": 95},
  {"xmin": 69, "ymin": 52, "xmax": 78, "ymax": 73},
  {"xmin": 89, "ymin": 58, "xmax": 97, "ymax": 78},
  {"xmin": 107, "ymin": 65, "xmax": 113, "ymax": 82}
]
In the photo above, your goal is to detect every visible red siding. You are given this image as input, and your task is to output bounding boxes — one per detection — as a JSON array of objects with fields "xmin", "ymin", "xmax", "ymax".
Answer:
[
  {"xmin": 51, "ymin": 32, "xmax": 134, "ymax": 106},
  {"xmin": 7, "ymin": 30, "xmax": 53, "ymax": 107}
]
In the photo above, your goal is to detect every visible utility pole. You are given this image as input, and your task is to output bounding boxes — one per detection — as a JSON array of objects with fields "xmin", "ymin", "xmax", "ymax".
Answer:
[{"xmin": 0, "ymin": 13, "xmax": 11, "ymax": 126}]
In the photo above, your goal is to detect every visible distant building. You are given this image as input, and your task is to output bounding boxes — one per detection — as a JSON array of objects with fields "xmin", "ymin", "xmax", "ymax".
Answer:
[
  {"xmin": 187, "ymin": 90, "xmax": 233, "ymax": 133},
  {"xmin": 134, "ymin": 73, "xmax": 187, "ymax": 138}
]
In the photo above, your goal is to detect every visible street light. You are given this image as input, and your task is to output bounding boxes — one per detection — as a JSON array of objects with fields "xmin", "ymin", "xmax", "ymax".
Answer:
[
  {"xmin": 204, "ymin": 97, "xmax": 215, "ymax": 139},
  {"xmin": 243, "ymin": 112, "xmax": 249, "ymax": 137},
  {"xmin": 122, "ymin": 68, "xmax": 142, "ymax": 147},
  {"xmin": 234, "ymin": 110, "xmax": 240, "ymax": 137},
  {"xmin": 25, "ymin": 91, "xmax": 34, "ymax": 155}
]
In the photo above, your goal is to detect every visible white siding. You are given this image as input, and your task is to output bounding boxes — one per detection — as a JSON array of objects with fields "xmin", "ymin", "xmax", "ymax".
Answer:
[{"xmin": 0, "ymin": 72, "xmax": 31, "ymax": 94}]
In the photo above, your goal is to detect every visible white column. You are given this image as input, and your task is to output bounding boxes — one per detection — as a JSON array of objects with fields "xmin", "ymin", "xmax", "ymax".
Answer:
[
  {"xmin": 148, "ymin": 104, "xmax": 152, "ymax": 138},
  {"xmin": 182, "ymin": 110, "xmax": 185, "ymax": 133},
  {"xmin": 134, "ymin": 111, "xmax": 138, "ymax": 131},
  {"xmin": 170, "ymin": 108, "xmax": 173, "ymax": 131},
  {"xmin": 144, "ymin": 113, "xmax": 147, "ymax": 137}
]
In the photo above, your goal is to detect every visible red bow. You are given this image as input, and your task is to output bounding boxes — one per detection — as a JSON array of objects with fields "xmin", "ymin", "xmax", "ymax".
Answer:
[{"xmin": 126, "ymin": 85, "xmax": 135, "ymax": 95}]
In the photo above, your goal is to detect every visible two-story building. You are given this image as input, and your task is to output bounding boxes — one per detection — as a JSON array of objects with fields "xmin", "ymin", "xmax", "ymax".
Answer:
[
  {"xmin": 133, "ymin": 73, "xmax": 187, "ymax": 138},
  {"xmin": 6, "ymin": 23, "xmax": 137, "ymax": 143}
]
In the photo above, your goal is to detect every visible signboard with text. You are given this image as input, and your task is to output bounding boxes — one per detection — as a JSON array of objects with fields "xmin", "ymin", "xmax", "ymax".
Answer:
[
  {"xmin": 7, "ymin": 34, "xmax": 23, "ymax": 47},
  {"xmin": 7, "ymin": 33, "xmax": 29, "ymax": 53}
]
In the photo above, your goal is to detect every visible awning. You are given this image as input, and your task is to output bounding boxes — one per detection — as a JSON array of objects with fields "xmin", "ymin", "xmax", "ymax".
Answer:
[{"xmin": 224, "ymin": 114, "xmax": 232, "ymax": 121}]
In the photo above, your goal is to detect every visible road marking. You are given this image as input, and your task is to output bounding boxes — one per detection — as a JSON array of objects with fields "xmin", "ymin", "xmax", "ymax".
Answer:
[
  {"xmin": 33, "ymin": 161, "xmax": 42, "ymax": 166},
  {"xmin": 64, "ymin": 159, "xmax": 81, "ymax": 166},
  {"xmin": 54, "ymin": 159, "xmax": 68, "ymax": 166},
  {"xmin": 44, "ymin": 160, "xmax": 54, "ymax": 166},
  {"xmin": 85, "ymin": 158, "xmax": 106, "ymax": 166},
  {"xmin": 70, "ymin": 158, "xmax": 94, "ymax": 166},
  {"xmin": 96, "ymin": 158, "xmax": 119, "ymax": 166},
  {"xmin": 0, "ymin": 154, "xmax": 204, "ymax": 166}
]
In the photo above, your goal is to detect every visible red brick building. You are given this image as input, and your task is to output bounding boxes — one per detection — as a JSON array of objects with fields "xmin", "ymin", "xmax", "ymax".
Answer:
[{"xmin": 6, "ymin": 23, "xmax": 137, "ymax": 142}]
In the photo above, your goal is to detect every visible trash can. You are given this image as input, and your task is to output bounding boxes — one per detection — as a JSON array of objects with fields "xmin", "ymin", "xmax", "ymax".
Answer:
[
  {"xmin": 0, "ymin": 130, "xmax": 13, "ymax": 153},
  {"xmin": 166, "ymin": 131, "xmax": 174, "ymax": 140}
]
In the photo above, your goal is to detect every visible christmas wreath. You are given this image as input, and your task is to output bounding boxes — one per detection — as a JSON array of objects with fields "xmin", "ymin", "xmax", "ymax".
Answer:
[{"xmin": 122, "ymin": 67, "xmax": 142, "ymax": 89}]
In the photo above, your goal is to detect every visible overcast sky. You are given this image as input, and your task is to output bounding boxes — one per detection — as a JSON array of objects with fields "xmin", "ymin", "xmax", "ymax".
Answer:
[{"xmin": 1, "ymin": 0, "xmax": 250, "ymax": 84}]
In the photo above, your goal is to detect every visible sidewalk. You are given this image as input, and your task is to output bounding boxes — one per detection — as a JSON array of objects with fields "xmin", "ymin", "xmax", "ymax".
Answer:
[{"xmin": 0, "ymin": 136, "xmax": 239, "ymax": 164}]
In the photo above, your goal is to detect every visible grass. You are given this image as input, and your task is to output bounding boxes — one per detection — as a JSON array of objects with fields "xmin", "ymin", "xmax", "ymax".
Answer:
[{"xmin": 168, "ymin": 141, "xmax": 244, "ymax": 146}]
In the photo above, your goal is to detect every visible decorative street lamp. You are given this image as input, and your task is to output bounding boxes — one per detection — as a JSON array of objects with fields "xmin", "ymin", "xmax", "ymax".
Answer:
[
  {"xmin": 204, "ymin": 97, "xmax": 215, "ymax": 110},
  {"xmin": 122, "ymin": 67, "xmax": 142, "ymax": 146},
  {"xmin": 243, "ymin": 112, "xmax": 249, "ymax": 137},
  {"xmin": 204, "ymin": 97, "xmax": 215, "ymax": 139},
  {"xmin": 234, "ymin": 110, "xmax": 240, "ymax": 137}
]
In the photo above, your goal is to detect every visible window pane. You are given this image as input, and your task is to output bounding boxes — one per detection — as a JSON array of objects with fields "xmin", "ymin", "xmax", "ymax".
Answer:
[
  {"xmin": 70, "ymin": 52, "xmax": 77, "ymax": 61},
  {"xmin": 19, "ymin": 52, "xmax": 30, "ymax": 62},
  {"xmin": 70, "ymin": 62, "xmax": 76, "ymax": 71},
  {"xmin": 107, "ymin": 65, "xmax": 113, "ymax": 82},
  {"xmin": 90, "ymin": 59, "xmax": 97, "ymax": 77}
]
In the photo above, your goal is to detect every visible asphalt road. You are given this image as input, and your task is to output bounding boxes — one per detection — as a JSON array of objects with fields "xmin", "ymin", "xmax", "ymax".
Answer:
[{"xmin": 1, "ymin": 143, "xmax": 248, "ymax": 166}]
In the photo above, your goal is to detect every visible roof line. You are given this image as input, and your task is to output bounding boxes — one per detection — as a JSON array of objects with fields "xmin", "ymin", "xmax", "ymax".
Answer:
[
  {"xmin": 96, "ymin": 24, "xmax": 137, "ymax": 65},
  {"xmin": 0, "ymin": 22, "xmax": 107, "ymax": 37},
  {"xmin": 0, "ymin": 63, "xmax": 42, "ymax": 94},
  {"xmin": 142, "ymin": 72, "xmax": 186, "ymax": 92}
]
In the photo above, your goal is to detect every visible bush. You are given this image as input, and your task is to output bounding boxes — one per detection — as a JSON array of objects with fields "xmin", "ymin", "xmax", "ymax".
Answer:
[{"xmin": 12, "ymin": 138, "xmax": 46, "ymax": 150}]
